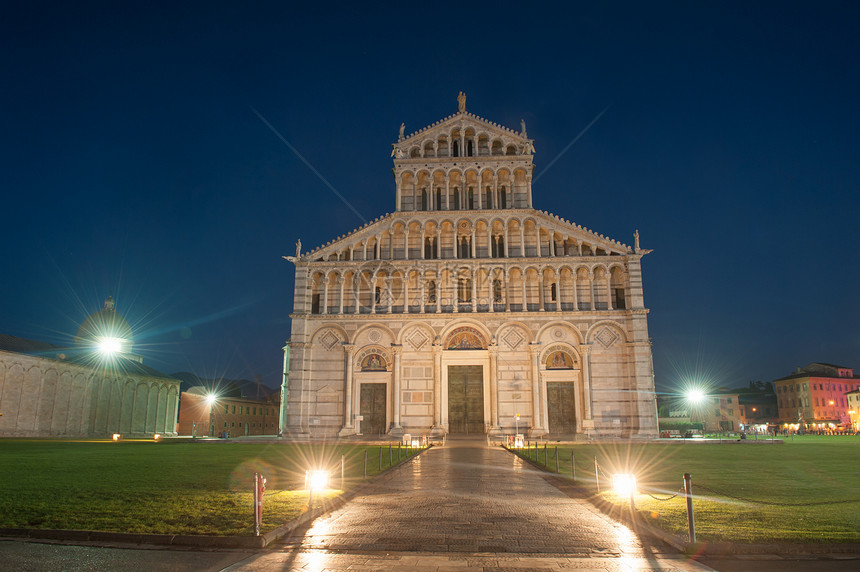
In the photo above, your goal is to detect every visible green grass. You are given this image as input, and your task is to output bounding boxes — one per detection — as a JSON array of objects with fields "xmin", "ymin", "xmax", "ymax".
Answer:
[
  {"xmin": 0, "ymin": 439, "xmax": 421, "ymax": 536},
  {"xmin": 514, "ymin": 436, "xmax": 860, "ymax": 544}
]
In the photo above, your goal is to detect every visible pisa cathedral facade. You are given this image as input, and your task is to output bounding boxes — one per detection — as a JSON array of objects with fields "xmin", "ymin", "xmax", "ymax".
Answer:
[{"xmin": 282, "ymin": 97, "xmax": 658, "ymax": 439}]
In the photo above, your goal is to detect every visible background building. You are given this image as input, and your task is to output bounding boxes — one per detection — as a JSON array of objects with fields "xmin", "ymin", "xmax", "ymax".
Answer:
[
  {"xmin": 281, "ymin": 96, "xmax": 659, "ymax": 439},
  {"xmin": 176, "ymin": 387, "xmax": 280, "ymax": 437},
  {"xmin": 0, "ymin": 297, "xmax": 180, "ymax": 438},
  {"xmin": 774, "ymin": 363, "xmax": 860, "ymax": 430}
]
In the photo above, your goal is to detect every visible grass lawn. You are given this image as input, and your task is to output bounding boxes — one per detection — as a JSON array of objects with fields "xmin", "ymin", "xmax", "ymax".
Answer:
[
  {"xmin": 515, "ymin": 435, "xmax": 860, "ymax": 544},
  {"xmin": 0, "ymin": 439, "xmax": 420, "ymax": 536}
]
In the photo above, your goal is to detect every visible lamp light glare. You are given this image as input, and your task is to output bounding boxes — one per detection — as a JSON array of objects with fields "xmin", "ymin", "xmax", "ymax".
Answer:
[
  {"xmin": 306, "ymin": 470, "xmax": 329, "ymax": 491},
  {"xmin": 97, "ymin": 337, "xmax": 123, "ymax": 355},
  {"xmin": 205, "ymin": 394, "xmax": 217, "ymax": 406},
  {"xmin": 112, "ymin": 433, "xmax": 122, "ymax": 442},
  {"xmin": 153, "ymin": 433, "xmax": 162, "ymax": 442},
  {"xmin": 686, "ymin": 389, "xmax": 705, "ymax": 404},
  {"xmin": 611, "ymin": 474, "xmax": 637, "ymax": 496}
]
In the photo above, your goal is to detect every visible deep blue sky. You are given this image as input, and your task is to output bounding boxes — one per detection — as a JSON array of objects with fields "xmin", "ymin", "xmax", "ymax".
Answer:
[{"xmin": 2, "ymin": 1, "xmax": 858, "ymax": 391}]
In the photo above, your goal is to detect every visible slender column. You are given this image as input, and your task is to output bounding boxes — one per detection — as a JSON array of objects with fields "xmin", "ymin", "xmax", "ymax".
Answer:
[
  {"xmin": 404, "ymin": 230, "xmax": 410, "ymax": 260},
  {"xmin": 413, "ymin": 179, "xmax": 418, "ymax": 211},
  {"xmin": 322, "ymin": 276, "xmax": 329, "ymax": 314},
  {"xmin": 377, "ymin": 234, "xmax": 382, "ymax": 259},
  {"xmin": 471, "ymin": 269, "xmax": 477, "ymax": 312},
  {"xmin": 536, "ymin": 225, "xmax": 543, "ymax": 257},
  {"xmin": 338, "ymin": 277, "xmax": 344, "ymax": 314},
  {"xmin": 470, "ymin": 229, "xmax": 476, "ymax": 258},
  {"xmin": 504, "ymin": 228, "xmax": 509, "ymax": 257},
  {"xmin": 363, "ymin": 241, "xmax": 368, "ymax": 261},
  {"xmin": 493, "ymin": 176, "xmax": 499, "ymax": 209},
  {"xmin": 571, "ymin": 272, "xmax": 578, "ymax": 311},
  {"xmin": 436, "ymin": 276, "xmax": 441, "ymax": 313},
  {"xmin": 580, "ymin": 344, "xmax": 593, "ymax": 420},
  {"xmin": 421, "ymin": 228, "xmax": 426, "ymax": 259},
  {"xmin": 607, "ymin": 274, "xmax": 614, "ymax": 310},
  {"xmin": 432, "ymin": 344, "xmax": 442, "ymax": 428},
  {"xmin": 504, "ymin": 272, "xmax": 511, "ymax": 312},
  {"xmin": 538, "ymin": 278, "xmax": 545, "ymax": 311},
  {"xmin": 386, "ymin": 277, "xmax": 393, "ymax": 313},
  {"xmin": 395, "ymin": 178, "xmax": 402, "ymax": 211},
  {"xmin": 590, "ymin": 270, "xmax": 597, "ymax": 310},
  {"xmin": 528, "ymin": 344, "xmax": 542, "ymax": 433},
  {"xmin": 353, "ymin": 275, "xmax": 360, "ymax": 314},
  {"xmin": 371, "ymin": 276, "xmax": 377, "ymax": 314},
  {"xmin": 436, "ymin": 230, "xmax": 441, "ymax": 259},
  {"xmin": 456, "ymin": 236, "xmax": 461, "ymax": 259},
  {"xmin": 403, "ymin": 273, "xmax": 409, "ymax": 313},
  {"xmin": 343, "ymin": 345, "xmax": 355, "ymax": 432},
  {"xmin": 520, "ymin": 227, "xmax": 525, "ymax": 257},
  {"xmin": 445, "ymin": 178, "xmax": 450, "ymax": 210},
  {"xmin": 477, "ymin": 182, "xmax": 483, "ymax": 209},
  {"xmin": 420, "ymin": 278, "xmax": 426, "ymax": 313},
  {"xmin": 521, "ymin": 275, "xmax": 528, "ymax": 311},
  {"xmin": 489, "ymin": 344, "xmax": 499, "ymax": 427},
  {"xmin": 391, "ymin": 345, "xmax": 402, "ymax": 429}
]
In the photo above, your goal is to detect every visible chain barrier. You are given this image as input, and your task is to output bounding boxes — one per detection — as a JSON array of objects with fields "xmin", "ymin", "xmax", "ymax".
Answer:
[
  {"xmin": 694, "ymin": 484, "xmax": 860, "ymax": 507},
  {"xmin": 644, "ymin": 487, "xmax": 684, "ymax": 501}
]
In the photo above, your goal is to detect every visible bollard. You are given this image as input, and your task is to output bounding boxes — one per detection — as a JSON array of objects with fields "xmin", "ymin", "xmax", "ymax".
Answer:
[
  {"xmin": 571, "ymin": 451, "xmax": 576, "ymax": 482},
  {"xmin": 554, "ymin": 447, "xmax": 559, "ymax": 473},
  {"xmin": 341, "ymin": 455, "xmax": 345, "ymax": 490},
  {"xmin": 684, "ymin": 472, "xmax": 696, "ymax": 543},
  {"xmin": 363, "ymin": 450, "xmax": 368, "ymax": 480},
  {"xmin": 378, "ymin": 447, "xmax": 382, "ymax": 471},
  {"xmin": 594, "ymin": 456, "xmax": 600, "ymax": 493},
  {"xmin": 544, "ymin": 443, "xmax": 548, "ymax": 466}
]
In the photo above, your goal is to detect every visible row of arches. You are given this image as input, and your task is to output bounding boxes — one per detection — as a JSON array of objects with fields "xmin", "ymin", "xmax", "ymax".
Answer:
[
  {"xmin": 318, "ymin": 217, "xmax": 621, "ymax": 262},
  {"xmin": 403, "ymin": 127, "xmax": 526, "ymax": 159},
  {"xmin": 0, "ymin": 357, "xmax": 179, "ymax": 437},
  {"xmin": 397, "ymin": 168, "xmax": 531, "ymax": 211},
  {"xmin": 309, "ymin": 264, "xmax": 628, "ymax": 315}
]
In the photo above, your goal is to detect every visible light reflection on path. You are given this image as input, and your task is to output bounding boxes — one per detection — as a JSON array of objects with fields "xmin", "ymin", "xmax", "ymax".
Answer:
[{"xmin": 224, "ymin": 441, "xmax": 713, "ymax": 571}]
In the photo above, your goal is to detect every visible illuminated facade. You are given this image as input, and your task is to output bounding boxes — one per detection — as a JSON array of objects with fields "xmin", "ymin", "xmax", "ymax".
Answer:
[
  {"xmin": 0, "ymin": 298, "xmax": 179, "ymax": 438},
  {"xmin": 774, "ymin": 363, "xmax": 860, "ymax": 428},
  {"xmin": 281, "ymin": 96, "xmax": 658, "ymax": 439}
]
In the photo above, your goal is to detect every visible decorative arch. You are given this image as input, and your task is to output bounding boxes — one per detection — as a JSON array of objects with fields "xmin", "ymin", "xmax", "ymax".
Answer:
[
  {"xmin": 445, "ymin": 326, "xmax": 487, "ymax": 350},
  {"xmin": 355, "ymin": 345, "xmax": 392, "ymax": 372},
  {"xmin": 541, "ymin": 344, "xmax": 581, "ymax": 370},
  {"xmin": 536, "ymin": 320, "xmax": 584, "ymax": 345},
  {"xmin": 311, "ymin": 325, "xmax": 349, "ymax": 350}
]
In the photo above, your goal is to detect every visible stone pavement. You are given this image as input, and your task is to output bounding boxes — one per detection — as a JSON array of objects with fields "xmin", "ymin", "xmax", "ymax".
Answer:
[{"xmin": 225, "ymin": 439, "xmax": 713, "ymax": 570}]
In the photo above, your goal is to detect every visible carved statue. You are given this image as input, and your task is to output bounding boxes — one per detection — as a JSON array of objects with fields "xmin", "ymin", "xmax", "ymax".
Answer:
[
  {"xmin": 633, "ymin": 230, "xmax": 640, "ymax": 253},
  {"xmin": 522, "ymin": 141, "xmax": 535, "ymax": 155},
  {"xmin": 391, "ymin": 144, "xmax": 404, "ymax": 158},
  {"xmin": 296, "ymin": 238, "xmax": 302, "ymax": 257},
  {"xmin": 398, "ymin": 122, "xmax": 405, "ymax": 139},
  {"xmin": 457, "ymin": 91, "xmax": 466, "ymax": 112},
  {"xmin": 520, "ymin": 118, "xmax": 527, "ymax": 135}
]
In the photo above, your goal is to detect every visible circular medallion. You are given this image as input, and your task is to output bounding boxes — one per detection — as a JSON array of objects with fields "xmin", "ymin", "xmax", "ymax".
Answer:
[
  {"xmin": 368, "ymin": 329, "xmax": 382, "ymax": 343},
  {"xmin": 553, "ymin": 327, "xmax": 565, "ymax": 339}
]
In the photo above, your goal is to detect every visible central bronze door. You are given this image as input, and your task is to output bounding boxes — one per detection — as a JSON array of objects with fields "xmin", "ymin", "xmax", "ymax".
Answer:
[
  {"xmin": 448, "ymin": 365, "xmax": 484, "ymax": 434},
  {"xmin": 359, "ymin": 383, "xmax": 387, "ymax": 436},
  {"xmin": 546, "ymin": 382, "xmax": 576, "ymax": 433}
]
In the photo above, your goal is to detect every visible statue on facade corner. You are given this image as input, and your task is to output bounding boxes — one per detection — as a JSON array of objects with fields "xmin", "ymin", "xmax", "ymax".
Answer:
[
  {"xmin": 633, "ymin": 230, "xmax": 640, "ymax": 253},
  {"xmin": 391, "ymin": 144, "xmax": 404, "ymax": 158},
  {"xmin": 520, "ymin": 118, "xmax": 527, "ymax": 136},
  {"xmin": 398, "ymin": 123, "xmax": 405, "ymax": 140},
  {"xmin": 296, "ymin": 238, "xmax": 302, "ymax": 257},
  {"xmin": 457, "ymin": 91, "xmax": 466, "ymax": 112},
  {"xmin": 522, "ymin": 140, "xmax": 535, "ymax": 155}
]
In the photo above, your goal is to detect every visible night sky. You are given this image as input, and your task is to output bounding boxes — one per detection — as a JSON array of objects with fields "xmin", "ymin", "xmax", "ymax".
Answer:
[{"xmin": 2, "ymin": 1, "xmax": 858, "ymax": 392}]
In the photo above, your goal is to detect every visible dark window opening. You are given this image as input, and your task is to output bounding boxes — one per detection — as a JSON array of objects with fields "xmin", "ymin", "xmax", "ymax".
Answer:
[{"xmin": 311, "ymin": 293, "xmax": 320, "ymax": 314}]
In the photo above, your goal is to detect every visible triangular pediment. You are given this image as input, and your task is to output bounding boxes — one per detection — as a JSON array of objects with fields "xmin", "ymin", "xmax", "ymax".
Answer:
[{"xmin": 399, "ymin": 111, "xmax": 528, "ymax": 145}]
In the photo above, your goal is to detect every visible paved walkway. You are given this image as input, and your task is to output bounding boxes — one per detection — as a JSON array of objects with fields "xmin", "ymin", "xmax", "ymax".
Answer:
[{"xmin": 226, "ymin": 439, "xmax": 713, "ymax": 570}]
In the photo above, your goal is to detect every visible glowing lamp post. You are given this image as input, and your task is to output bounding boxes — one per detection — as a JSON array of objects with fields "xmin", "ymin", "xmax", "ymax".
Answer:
[
  {"xmin": 612, "ymin": 473, "xmax": 638, "ymax": 513},
  {"xmin": 305, "ymin": 469, "xmax": 330, "ymax": 509},
  {"xmin": 685, "ymin": 388, "xmax": 707, "ymax": 434},
  {"xmin": 111, "ymin": 433, "xmax": 122, "ymax": 442}
]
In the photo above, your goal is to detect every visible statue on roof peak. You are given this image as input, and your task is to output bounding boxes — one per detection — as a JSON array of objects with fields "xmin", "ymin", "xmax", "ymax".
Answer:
[{"xmin": 457, "ymin": 91, "xmax": 466, "ymax": 112}]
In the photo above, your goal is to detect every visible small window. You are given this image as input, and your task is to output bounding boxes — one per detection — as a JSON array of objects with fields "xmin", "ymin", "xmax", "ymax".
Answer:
[{"xmin": 231, "ymin": 405, "xmax": 236, "ymax": 414}]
